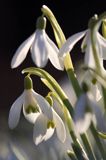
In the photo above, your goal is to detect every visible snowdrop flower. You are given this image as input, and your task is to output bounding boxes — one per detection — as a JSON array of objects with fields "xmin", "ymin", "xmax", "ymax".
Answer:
[
  {"xmin": 11, "ymin": 16, "xmax": 64, "ymax": 70},
  {"xmin": 8, "ymin": 76, "xmax": 66, "ymax": 145},
  {"xmin": 59, "ymin": 15, "xmax": 106, "ymax": 70},
  {"xmin": 80, "ymin": 71, "xmax": 102, "ymax": 101},
  {"xmin": 74, "ymin": 91, "xmax": 106, "ymax": 134}
]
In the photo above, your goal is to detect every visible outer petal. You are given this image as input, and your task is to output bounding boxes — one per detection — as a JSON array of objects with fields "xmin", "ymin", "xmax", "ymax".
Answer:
[
  {"xmin": 90, "ymin": 83, "xmax": 102, "ymax": 101},
  {"xmin": 33, "ymin": 113, "xmax": 47, "ymax": 145},
  {"xmin": 32, "ymin": 90, "xmax": 53, "ymax": 120},
  {"xmin": 88, "ymin": 94, "xmax": 106, "ymax": 132},
  {"xmin": 11, "ymin": 33, "xmax": 35, "ymax": 68},
  {"xmin": 31, "ymin": 29, "xmax": 48, "ymax": 68},
  {"xmin": 85, "ymin": 31, "xmax": 104, "ymax": 70},
  {"xmin": 84, "ymin": 37, "xmax": 96, "ymax": 69},
  {"xmin": 75, "ymin": 113, "xmax": 92, "ymax": 134},
  {"xmin": 74, "ymin": 94, "xmax": 92, "ymax": 133},
  {"xmin": 46, "ymin": 34, "xmax": 64, "ymax": 70},
  {"xmin": 59, "ymin": 30, "xmax": 87, "ymax": 57},
  {"xmin": 52, "ymin": 108, "xmax": 66, "ymax": 142},
  {"xmin": 8, "ymin": 93, "xmax": 24, "ymax": 129},
  {"xmin": 97, "ymin": 32, "xmax": 106, "ymax": 59}
]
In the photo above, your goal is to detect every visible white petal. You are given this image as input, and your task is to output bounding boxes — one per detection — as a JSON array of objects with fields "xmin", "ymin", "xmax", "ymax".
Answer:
[
  {"xmin": 75, "ymin": 112, "xmax": 92, "ymax": 134},
  {"xmin": 51, "ymin": 96, "xmax": 64, "ymax": 119},
  {"xmin": 81, "ymin": 71, "xmax": 102, "ymax": 101},
  {"xmin": 23, "ymin": 106, "xmax": 40, "ymax": 124},
  {"xmin": 74, "ymin": 94, "xmax": 92, "ymax": 133},
  {"xmin": 90, "ymin": 83, "xmax": 102, "ymax": 101},
  {"xmin": 49, "ymin": 148, "xmax": 58, "ymax": 160},
  {"xmin": 31, "ymin": 29, "xmax": 48, "ymax": 67},
  {"xmin": 11, "ymin": 33, "xmax": 35, "ymax": 68},
  {"xmin": 8, "ymin": 93, "xmax": 24, "ymax": 129},
  {"xmin": 46, "ymin": 34, "xmax": 64, "ymax": 70},
  {"xmin": 44, "ymin": 127, "xmax": 55, "ymax": 141},
  {"xmin": 52, "ymin": 108, "xmax": 66, "ymax": 142},
  {"xmin": 97, "ymin": 32, "xmax": 106, "ymax": 59},
  {"xmin": 89, "ymin": 96, "xmax": 106, "ymax": 132},
  {"xmin": 84, "ymin": 38, "xmax": 96, "ymax": 69},
  {"xmin": 32, "ymin": 90, "xmax": 53, "ymax": 120},
  {"xmin": 59, "ymin": 30, "xmax": 87, "ymax": 57},
  {"xmin": 33, "ymin": 113, "xmax": 47, "ymax": 145},
  {"xmin": 74, "ymin": 94, "xmax": 87, "ymax": 119}
]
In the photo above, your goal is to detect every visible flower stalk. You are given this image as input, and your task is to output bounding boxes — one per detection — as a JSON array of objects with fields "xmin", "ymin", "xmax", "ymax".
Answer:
[{"xmin": 90, "ymin": 122, "xmax": 106, "ymax": 159}]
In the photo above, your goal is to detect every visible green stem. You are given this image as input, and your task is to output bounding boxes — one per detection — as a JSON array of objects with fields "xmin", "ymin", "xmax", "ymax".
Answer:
[
  {"xmin": 41, "ymin": 6, "xmax": 97, "ymax": 159},
  {"xmin": 81, "ymin": 133, "xmax": 96, "ymax": 160},
  {"xmin": 91, "ymin": 29, "xmax": 102, "ymax": 73},
  {"xmin": 41, "ymin": 5, "xmax": 83, "ymax": 98},
  {"xmin": 90, "ymin": 122, "xmax": 106, "ymax": 159},
  {"xmin": 67, "ymin": 150, "xmax": 78, "ymax": 160},
  {"xmin": 70, "ymin": 131, "xmax": 89, "ymax": 160},
  {"xmin": 72, "ymin": 143, "xmax": 88, "ymax": 160},
  {"xmin": 50, "ymin": 91, "xmax": 90, "ymax": 160},
  {"xmin": 66, "ymin": 68, "xmax": 83, "ymax": 98},
  {"xmin": 101, "ymin": 86, "xmax": 106, "ymax": 116}
]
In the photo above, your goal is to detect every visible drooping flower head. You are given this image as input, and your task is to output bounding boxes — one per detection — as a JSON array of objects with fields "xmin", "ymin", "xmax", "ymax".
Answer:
[
  {"xmin": 74, "ymin": 82, "xmax": 106, "ymax": 134},
  {"xmin": 59, "ymin": 14, "xmax": 106, "ymax": 73},
  {"xmin": 11, "ymin": 16, "xmax": 64, "ymax": 70},
  {"xmin": 8, "ymin": 76, "xmax": 66, "ymax": 145}
]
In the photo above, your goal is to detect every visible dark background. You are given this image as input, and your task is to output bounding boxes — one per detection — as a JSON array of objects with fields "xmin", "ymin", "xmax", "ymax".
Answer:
[{"xmin": 0, "ymin": 0, "xmax": 106, "ymax": 117}]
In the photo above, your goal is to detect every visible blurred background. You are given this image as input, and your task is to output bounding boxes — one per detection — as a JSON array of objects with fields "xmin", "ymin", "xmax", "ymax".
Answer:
[{"xmin": 0, "ymin": 0, "xmax": 106, "ymax": 159}]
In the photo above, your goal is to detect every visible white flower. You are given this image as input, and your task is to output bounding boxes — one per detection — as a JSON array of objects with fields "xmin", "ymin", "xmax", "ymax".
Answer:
[
  {"xmin": 11, "ymin": 17, "xmax": 64, "ymax": 70},
  {"xmin": 80, "ymin": 71, "xmax": 102, "ymax": 101},
  {"xmin": 59, "ymin": 23, "xmax": 106, "ymax": 70},
  {"xmin": 8, "ymin": 77, "xmax": 66, "ymax": 145},
  {"xmin": 74, "ymin": 92, "xmax": 106, "ymax": 134}
]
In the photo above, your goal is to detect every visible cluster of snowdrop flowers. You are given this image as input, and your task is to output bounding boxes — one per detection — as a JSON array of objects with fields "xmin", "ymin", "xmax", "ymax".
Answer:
[
  {"xmin": 9, "ymin": 5, "xmax": 106, "ymax": 160},
  {"xmin": 8, "ymin": 76, "xmax": 66, "ymax": 145}
]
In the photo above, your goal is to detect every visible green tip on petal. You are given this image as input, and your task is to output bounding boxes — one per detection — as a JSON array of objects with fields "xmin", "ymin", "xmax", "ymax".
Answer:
[
  {"xmin": 47, "ymin": 121, "xmax": 55, "ymax": 128},
  {"xmin": 25, "ymin": 104, "xmax": 40, "ymax": 114},
  {"xmin": 36, "ymin": 16, "xmax": 47, "ymax": 30},
  {"xmin": 24, "ymin": 76, "xmax": 33, "ymax": 90}
]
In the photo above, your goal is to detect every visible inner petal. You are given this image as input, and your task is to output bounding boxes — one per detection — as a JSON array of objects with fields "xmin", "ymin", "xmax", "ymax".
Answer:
[{"xmin": 25, "ymin": 104, "xmax": 40, "ymax": 114}]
